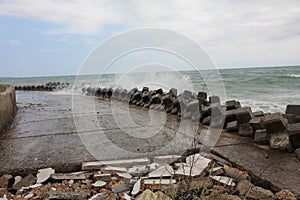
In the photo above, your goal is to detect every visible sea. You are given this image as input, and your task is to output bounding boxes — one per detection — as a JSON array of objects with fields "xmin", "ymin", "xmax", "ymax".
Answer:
[{"xmin": 0, "ymin": 65, "xmax": 299, "ymax": 114}]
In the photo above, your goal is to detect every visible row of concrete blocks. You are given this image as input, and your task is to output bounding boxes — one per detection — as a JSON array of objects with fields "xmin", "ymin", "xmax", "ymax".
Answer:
[
  {"xmin": 15, "ymin": 82, "xmax": 70, "ymax": 92},
  {"xmin": 225, "ymin": 105, "xmax": 300, "ymax": 152}
]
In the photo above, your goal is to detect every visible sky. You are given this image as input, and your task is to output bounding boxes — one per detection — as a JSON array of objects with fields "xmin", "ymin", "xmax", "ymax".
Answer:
[{"xmin": 0, "ymin": 0, "xmax": 300, "ymax": 77}]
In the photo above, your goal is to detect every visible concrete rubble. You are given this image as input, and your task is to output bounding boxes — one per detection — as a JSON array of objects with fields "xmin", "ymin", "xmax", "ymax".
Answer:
[{"xmin": 1, "ymin": 152, "xmax": 297, "ymax": 200}]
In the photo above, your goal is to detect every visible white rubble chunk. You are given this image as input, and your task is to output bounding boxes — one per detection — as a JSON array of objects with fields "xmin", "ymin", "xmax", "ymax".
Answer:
[
  {"xmin": 36, "ymin": 168, "xmax": 55, "ymax": 183},
  {"xmin": 211, "ymin": 175, "xmax": 236, "ymax": 187},
  {"xmin": 92, "ymin": 180, "xmax": 107, "ymax": 187},
  {"xmin": 148, "ymin": 165, "xmax": 174, "ymax": 178}
]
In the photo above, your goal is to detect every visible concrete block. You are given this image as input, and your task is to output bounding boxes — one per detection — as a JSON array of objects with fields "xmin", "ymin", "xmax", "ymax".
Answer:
[
  {"xmin": 235, "ymin": 107, "xmax": 253, "ymax": 125},
  {"xmin": 249, "ymin": 117, "xmax": 265, "ymax": 130},
  {"xmin": 284, "ymin": 114, "xmax": 297, "ymax": 124},
  {"xmin": 238, "ymin": 123, "xmax": 254, "ymax": 137},
  {"xmin": 287, "ymin": 123, "xmax": 300, "ymax": 150},
  {"xmin": 264, "ymin": 113, "xmax": 288, "ymax": 133},
  {"xmin": 226, "ymin": 121, "xmax": 238, "ymax": 132},
  {"xmin": 285, "ymin": 105, "xmax": 300, "ymax": 115},
  {"xmin": 253, "ymin": 111, "xmax": 264, "ymax": 117},
  {"xmin": 0, "ymin": 84, "xmax": 16, "ymax": 133},
  {"xmin": 225, "ymin": 100, "xmax": 241, "ymax": 110},
  {"xmin": 254, "ymin": 129, "xmax": 269, "ymax": 144}
]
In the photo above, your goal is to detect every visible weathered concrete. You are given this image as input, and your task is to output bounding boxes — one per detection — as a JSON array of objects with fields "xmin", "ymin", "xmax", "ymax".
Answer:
[
  {"xmin": 0, "ymin": 84, "xmax": 16, "ymax": 133},
  {"xmin": 0, "ymin": 91, "xmax": 299, "ymax": 198}
]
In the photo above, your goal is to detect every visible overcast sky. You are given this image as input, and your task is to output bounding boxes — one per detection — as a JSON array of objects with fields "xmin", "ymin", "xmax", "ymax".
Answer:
[{"xmin": 1, "ymin": 0, "xmax": 300, "ymax": 77}]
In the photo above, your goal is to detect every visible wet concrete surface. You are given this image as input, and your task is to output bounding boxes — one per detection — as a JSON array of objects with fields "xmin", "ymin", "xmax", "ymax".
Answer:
[{"xmin": 0, "ymin": 91, "xmax": 299, "ymax": 197}]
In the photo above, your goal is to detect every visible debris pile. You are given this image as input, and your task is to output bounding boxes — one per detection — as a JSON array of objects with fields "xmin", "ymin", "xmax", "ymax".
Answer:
[{"xmin": 0, "ymin": 153, "xmax": 297, "ymax": 199}]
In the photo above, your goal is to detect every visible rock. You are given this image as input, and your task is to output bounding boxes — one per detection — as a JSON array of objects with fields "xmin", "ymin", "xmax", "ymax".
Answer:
[
  {"xmin": 44, "ymin": 191, "xmax": 88, "ymax": 200},
  {"xmin": 269, "ymin": 131, "xmax": 291, "ymax": 151},
  {"xmin": 92, "ymin": 181, "xmax": 107, "ymax": 187},
  {"xmin": 162, "ymin": 94, "xmax": 175, "ymax": 113},
  {"xmin": 226, "ymin": 121, "xmax": 238, "ymax": 132},
  {"xmin": 254, "ymin": 129, "xmax": 269, "ymax": 144},
  {"xmin": 275, "ymin": 189, "xmax": 297, "ymax": 200},
  {"xmin": 295, "ymin": 148, "xmax": 300, "ymax": 161},
  {"xmin": 223, "ymin": 165, "xmax": 250, "ymax": 182},
  {"xmin": 287, "ymin": 123, "xmax": 300, "ymax": 150},
  {"xmin": 0, "ymin": 188, "xmax": 11, "ymax": 199},
  {"xmin": 182, "ymin": 90, "xmax": 193, "ymax": 99},
  {"xmin": 253, "ymin": 111, "xmax": 264, "ymax": 117},
  {"xmin": 136, "ymin": 189, "xmax": 171, "ymax": 200},
  {"xmin": 82, "ymin": 157, "xmax": 150, "ymax": 170},
  {"xmin": 206, "ymin": 185, "xmax": 229, "ymax": 200},
  {"xmin": 197, "ymin": 91, "xmax": 207, "ymax": 100},
  {"xmin": 225, "ymin": 100, "xmax": 241, "ymax": 110},
  {"xmin": 0, "ymin": 174, "xmax": 13, "ymax": 188},
  {"xmin": 249, "ymin": 117, "xmax": 265, "ymax": 130},
  {"xmin": 264, "ymin": 113, "xmax": 288, "ymax": 133},
  {"xmin": 13, "ymin": 176, "xmax": 22, "ymax": 187},
  {"xmin": 148, "ymin": 165, "xmax": 174, "ymax": 178},
  {"xmin": 285, "ymin": 105, "xmax": 300, "ymax": 115},
  {"xmin": 225, "ymin": 109, "xmax": 237, "ymax": 124},
  {"xmin": 238, "ymin": 123, "xmax": 254, "ymax": 137},
  {"xmin": 284, "ymin": 114, "xmax": 297, "ymax": 124},
  {"xmin": 37, "ymin": 168, "xmax": 55, "ymax": 183},
  {"xmin": 189, "ymin": 177, "xmax": 214, "ymax": 190},
  {"xmin": 13, "ymin": 174, "xmax": 36, "ymax": 189},
  {"xmin": 235, "ymin": 107, "xmax": 253, "ymax": 125},
  {"xmin": 237, "ymin": 179, "xmax": 254, "ymax": 196},
  {"xmin": 247, "ymin": 186, "xmax": 275, "ymax": 200}
]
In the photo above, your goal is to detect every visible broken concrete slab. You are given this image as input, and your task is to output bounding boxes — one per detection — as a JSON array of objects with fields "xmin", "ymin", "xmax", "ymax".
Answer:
[
  {"xmin": 94, "ymin": 173, "xmax": 111, "ymax": 182},
  {"xmin": 36, "ymin": 168, "xmax": 55, "ymax": 184},
  {"xmin": 102, "ymin": 166, "xmax": 127, "ymax": 174},
  {"xmin": 211, "ymin": 176, "xmax": 236, "ymax": 187},
  {"xmin": 116, "ymin": 172, "xmax": 132, "ymax": 180},
  {"xmin": 148, "ymin": 165, "xmax": 174, "ymax": 178},
  {"xmin": 264, "ymin": 113, "xmax": 288, "ymax": 133},
  {"xmin": 270, "ymin": 131, "xmax": 291, "ymax": 151},
  {"xmin": 153, "ymin": 155, "xmax": 181, "ymax": 165},
  {"xmin": 131, "ymin": 178, "xmax": 141, "ymax": 196},
  {"xmin": 50, "ymin": 172, "xmax": 91, "ymax": 180},
  {"xmin": 82, "ymin": 158, "xmax": 150, "ymax": 170},
  {"xmin": 143, "ymin": 179, "xmax": 176, "ymax": 189},
  {"xmin": 235, "ymin": 107, "xmax": 253, "ymax": 125}
]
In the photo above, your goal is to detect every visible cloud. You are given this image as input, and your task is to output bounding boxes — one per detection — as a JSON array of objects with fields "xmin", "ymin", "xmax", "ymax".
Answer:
[{"xmin": 8, "ymin": 39, "xmax": 20, "ymax": 46}]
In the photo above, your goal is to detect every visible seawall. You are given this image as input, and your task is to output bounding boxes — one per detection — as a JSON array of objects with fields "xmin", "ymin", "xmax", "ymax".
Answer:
[{"xmin": 0, "ymin": 84, "xmax": 16, "ymax": 133}]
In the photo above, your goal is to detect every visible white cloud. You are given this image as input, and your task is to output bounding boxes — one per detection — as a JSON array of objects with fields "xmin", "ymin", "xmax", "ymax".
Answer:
[
  {"xmin": 1, "ymin": 0, "xmax": 300, "ymax": 67},
  {"xmin": 8, "ymin": 39, "xmax": 20, "ymax": 46}
]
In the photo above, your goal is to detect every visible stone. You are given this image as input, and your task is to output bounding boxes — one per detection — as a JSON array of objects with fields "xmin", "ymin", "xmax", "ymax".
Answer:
[
  {"xmin": 92, "ymin": 181, "xmax": 107, "ymax": 187},
  {"xmin": 0, "ymin": 174, "xmax": 13, "ymax": 188},
  {"xmin": 264, "ymin": 113, "xmax": 288, "ymax": 133},
  {"xmin": 235, "ymin": 107, "xmax": 253, "ymax": 124},
  {"xmin": 223, "ymin": 165, "xmax": 250, "ymax": 182},
  {"xmin": 162, "ymin": 94, "xmax": 175, "ymax": 113},
  {"xmin": 13, "ymin": 174, "xmax": 36, "ymax": 189},
  {"xmin": 182, "ymin": 90, "xmax": 193, "ymax": 99},
  {"xmin": 226, "ymin": 121, "xmax": 238, "ymax": 132},
  {"xmin": 225, "ymin": 100, "xmax": 241, "ymax": 110},
  {"xmin": 206, "ymin": 185, "xmax": 229, "ymax": 200},
  {"xmin": 249, "ymin": 117, "xmax": 265, "ymax": 130},
  {"xmin": 202, "ymin": 116, "xmax": 211, "ymax": 125},
  {"xmin": 136, "ymin": 189, "xmax": 157, "ymax": 200},
  {"xmin": 295, "ymin": 148, "xmax": 300, "ymax": 161},
  {"xmin": 148, "ymin": 165, "xmax": 174, "ymax": 178},
  {"xmin": 284, "ymin": 114, "xmax": 297, "ymax": 124},
  {"xmin": 44, "ymin": 191, "xmax": 88, "ymax": 200},
  {"xmin": 189, "ymin": 177, "xmax": 214, "ymax": 190},
  {"xmin": 169, "ymin": 88, "xmax": 177, "ymax": 97},
  {"xmin": 197, "ymin": 91, "xmax": 207, "ymax": 100},
  {"xmin": 247, "ymin": 186, "xmax": 275, "ymax": 200},
  {"xmin": 287, "ymin": 123, "xmax": 300, "ymax": 150},
  {"xmin": 254, "ymin": 129, "xmax": 269, "ymax": 144},
  {"xmin": 82, "ymin": 157, "xmax": 150, "ymax": 170},
  {"xmin": 13, "ymin": 176, "xmax": 22, "ymax": 187},
  {"xmin": 225, "ymin": 109, "xmax": 237, "ymax": 124},
  {"xmin": 51, "ymin": 172, "xmax": 91, "ymax": 180},
  {"xmin": 37, "ymin": 168, "xmax": 55, "ymax": 183},
  {"xmin": 238, "ymin": 123, "xmax": 254, "ymax": 137},
  {"xmin": 153, "ymin": 155, "xmax": 181, "ymax": 165},
  {"xmin": 270, "ymin": 131, "xmax": 291, "ymax": 151},
  {"xmin": 236, "ymin": 179, "xmax": 254, "ymax": 196},
  {"xmin": 275, "ymin": 189, "xmax": 297, "ymax": 200}
]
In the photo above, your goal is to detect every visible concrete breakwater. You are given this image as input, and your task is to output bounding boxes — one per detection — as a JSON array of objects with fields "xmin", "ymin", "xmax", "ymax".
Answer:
[
  {"xmin": 15, "ymin": 82, "xmax": 300, "ymax": 154},
  {"xmin": 0, "ymin": 84, "xmax": 16, "ymax": 133}
]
